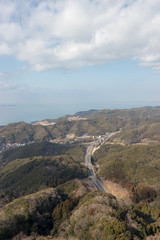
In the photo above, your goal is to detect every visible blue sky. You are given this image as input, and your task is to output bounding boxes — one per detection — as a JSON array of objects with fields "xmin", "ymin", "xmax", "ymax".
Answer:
[{"xmin": 0, "ymin": 0, "xmax": 160, "ymax": 113}]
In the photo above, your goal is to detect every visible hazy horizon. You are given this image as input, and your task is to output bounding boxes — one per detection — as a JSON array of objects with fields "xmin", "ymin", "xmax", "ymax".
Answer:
[
  {"xmin": 1, "ymin": 102, "xmax": 160, "ymax": 126},
  {"xmin": 1, "ymin": 1, "xmax": 160, "ymax": 123}
]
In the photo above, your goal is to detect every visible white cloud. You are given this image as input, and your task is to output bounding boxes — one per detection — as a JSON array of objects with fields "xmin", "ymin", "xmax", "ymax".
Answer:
[
  {"xmin": 0, "ymin": 79, "xmax": 17, "ymax": 90},
  {"xmin": 0, "ymin": 0, "xmax": 160, "ymax": 71}
]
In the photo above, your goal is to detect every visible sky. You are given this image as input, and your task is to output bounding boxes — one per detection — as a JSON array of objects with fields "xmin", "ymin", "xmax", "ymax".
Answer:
[{"xmin": 0, "ymin": 0, "xmax": 160, "ymax": 114}]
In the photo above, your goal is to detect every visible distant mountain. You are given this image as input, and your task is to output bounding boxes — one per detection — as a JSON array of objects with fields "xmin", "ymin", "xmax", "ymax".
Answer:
[
  {"xmin": 1, "ymin": 106, "xmax": 160, "ymax": 239},
  {"xmin": 1, "ymin": 106, "xmax": 160, "ymax": 145},
  {"xmin": 110, "ymin": 122, "xmax": 160, "ymax": 144},
  {"xmin": 74, "ymin": 109, "xmax": 98, "ymax": 117}
]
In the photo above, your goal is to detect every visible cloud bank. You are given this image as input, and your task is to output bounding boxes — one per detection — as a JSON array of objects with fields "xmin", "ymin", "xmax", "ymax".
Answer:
[{"xmin": 0, "ymin": 0, "xmax": 160, "ymax": 71}]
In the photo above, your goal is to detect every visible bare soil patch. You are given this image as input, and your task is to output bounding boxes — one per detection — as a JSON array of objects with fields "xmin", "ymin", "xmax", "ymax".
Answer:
[{"xmin": 102, "ymin": 180, "xmax": 132, "ymax": 205}]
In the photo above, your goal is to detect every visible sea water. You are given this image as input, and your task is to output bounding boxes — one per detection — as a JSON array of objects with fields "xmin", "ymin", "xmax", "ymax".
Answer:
[
  {"xmin": 0, "ymin": 104, "xmax": 68, "ymax": 126},
  {"xmin": 0, "ymin": 102, "xmax": 160, "ymax": 126}
]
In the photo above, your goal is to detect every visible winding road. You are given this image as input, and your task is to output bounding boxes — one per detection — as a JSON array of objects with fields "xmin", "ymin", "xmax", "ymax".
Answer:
[{"xmin": 85, "ymin": 132, "xmax": 118, "ymax": 192}]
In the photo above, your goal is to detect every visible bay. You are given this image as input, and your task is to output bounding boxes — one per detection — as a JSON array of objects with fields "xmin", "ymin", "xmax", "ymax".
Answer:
[
  {"xmin": 0, "ymin": 102, "xmax": 160, "ymax": 126},
  {"xmin": 0, "ymin": 104, "xmax": 69, "ymax": 126}
]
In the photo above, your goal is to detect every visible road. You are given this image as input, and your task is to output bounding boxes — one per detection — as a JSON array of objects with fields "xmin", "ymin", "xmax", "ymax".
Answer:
[{"xmin": 85, "ymin": 132, "xmax": 118, "ymax": 192}]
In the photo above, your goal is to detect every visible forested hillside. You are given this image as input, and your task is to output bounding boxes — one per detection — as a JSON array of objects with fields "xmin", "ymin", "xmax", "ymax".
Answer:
[
  {"xmin": 1, "ymin": 107, "xmax": 160, "ymax": 239},
  {"xmin": 0, "ymin": 142, "xmax": 85, "ymax": 168},
  {"xmin": 110, "ymin": 122, "xmax": 160, "ymax": 144},
  {"xmin": 1, "ymin": 107, "xmax": 160, "ymax": 145},
  {"xmin": 93, "ymin": 144, "xmax": 159, "ymax": 202}
]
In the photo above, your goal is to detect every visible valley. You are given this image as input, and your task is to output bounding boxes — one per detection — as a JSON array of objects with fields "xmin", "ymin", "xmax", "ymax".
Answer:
[{"xmin": 0, "ymin": 107, "xmax": 160, "ymax": 239}]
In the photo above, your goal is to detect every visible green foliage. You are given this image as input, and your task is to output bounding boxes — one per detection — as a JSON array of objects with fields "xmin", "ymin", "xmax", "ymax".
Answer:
[
  {"xmin": 0, "ymin": 142, "xmax": 85, "ymax": 167},
  {"xmin": 93, "ymin": 144, "xmax": 159, "ymax": 203},
  {"xmin": 134, "ymin": 202, "xmax": 160, "ymax": 221},
  {"xmin": 111, "ymin": 123, "xmax": 160, "ymax": 144},
  {"xmin": 152, "ymin": 195, "xmax": 160, "ymax": 209},
  {"xmin": 0, "ymin": 188, "xmax": 61, "ymax": 239},
  {"xmin": 57, "ymin": 179, "xmax": 79, "ymax": 199},
  {"xmin": 113, "ymin": 208, "xmax": 127, "ymax": 222},
  {"xmin": 52, "ymin": 191, "xmax": 143, "ymax": 240},
  {"xmin": 1, "ymin": 190, "xmax": 160, "ymax": 240},
  {"xmin": 1, "ymin": 107, "xmax": 160, "ymax": 239},
  {"xmin": 0, "ymin": 155, "xmax": 88, "ymax": 200},
  {"xmin": 52, "ymin": 197, "xmax": 80, "ymax": 222},
  {"xmin": 131, "ymin": 202, "xmax": 160, "ymax": 238},
  {"xmin": 101, "ymin": 218, "xmax": 127, "ymax": 239},
  {"xmin": 1, "ymin": 107, "xmax": 160, "ymax": 145},
  {"xmin": 51, "ymin": 196, "xmax": 80, "ymax": 236},
  {"xmin": 93, "ymin": 143, "xmax": 160, "ymax": 192}
]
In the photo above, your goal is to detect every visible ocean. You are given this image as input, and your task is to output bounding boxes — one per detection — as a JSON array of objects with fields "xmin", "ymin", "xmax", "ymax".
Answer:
[
  {"xmin": 0, "ymin": 102, "xmax": 160, "ymax": 126},
  {"xmin": 0, "ymin": 104, "xmax": 69, "ymax": 126}
]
